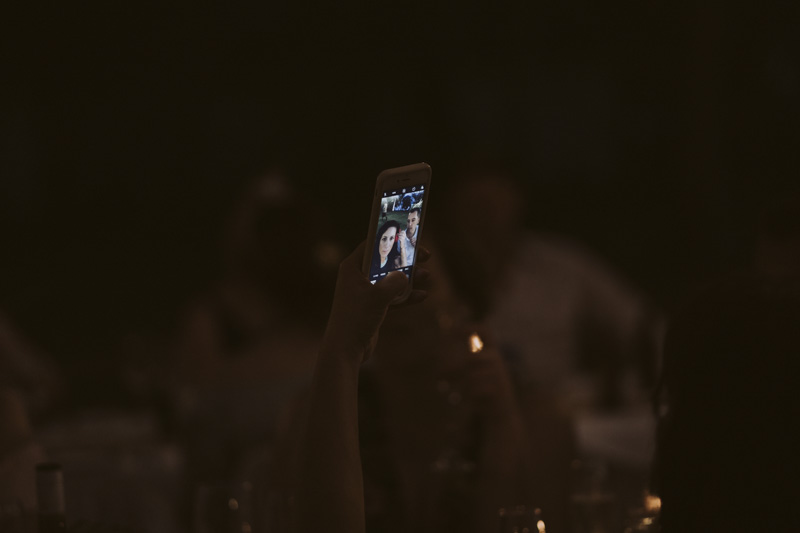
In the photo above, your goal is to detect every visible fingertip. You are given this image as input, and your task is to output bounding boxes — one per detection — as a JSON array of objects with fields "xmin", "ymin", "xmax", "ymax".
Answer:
[
  {"xmin": 384, "ymin": 270, "xmax": 409, "ymax": 283},
  {"xmin": 379, "ymin": 271, "xmax": 410, "ymax": 298}
]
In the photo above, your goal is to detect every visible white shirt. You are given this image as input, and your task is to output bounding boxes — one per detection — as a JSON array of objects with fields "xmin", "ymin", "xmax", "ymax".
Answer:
[{"xmin": 399, "ymin": 225, "xmax": 418, "ymax": 266}]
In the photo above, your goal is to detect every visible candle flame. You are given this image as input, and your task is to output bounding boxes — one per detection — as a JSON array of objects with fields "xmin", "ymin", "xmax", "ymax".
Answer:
[{"xmin": 469, "ymin": 333, "xmax": 484, "ymax": 353}]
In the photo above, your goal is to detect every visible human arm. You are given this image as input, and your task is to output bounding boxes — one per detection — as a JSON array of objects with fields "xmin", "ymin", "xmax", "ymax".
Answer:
[
  {"xmin": 464, "ymin": 336, "xmax": 574, "ymax": 532},
  {"xmin": 460, "ymin": 336, "xmax": 531, "ymax": 530},
  {"xmin": 295, "ymin": 242, "xmax": 427, "ymax": 533}
]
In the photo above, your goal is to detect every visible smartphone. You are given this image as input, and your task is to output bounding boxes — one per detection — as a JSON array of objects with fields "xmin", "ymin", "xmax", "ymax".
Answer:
[{"xmin": 362, "ymin": 162, "xmax": 432, "ymax": 304}]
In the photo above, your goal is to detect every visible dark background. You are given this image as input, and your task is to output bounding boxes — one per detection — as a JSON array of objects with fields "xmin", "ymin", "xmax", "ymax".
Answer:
[{"xmin": 2, "ymin": 3, "xmax": 799, "ymax": 368}]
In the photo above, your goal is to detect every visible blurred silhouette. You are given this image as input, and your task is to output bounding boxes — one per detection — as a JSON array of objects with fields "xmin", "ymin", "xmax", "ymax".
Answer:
[
  {"xmin": 653, "ymin": 196, "xmax": 800, "ymax": 531},
  {"xmin": 435, "ymin": 165, "xmax": 662, "ymax": 414},
  {"xmin": 289, "ymin": 241, "xmax": 419, "ymax": 533},
  {"xmin": 1, "ymin": 279, "xmax": 185, "ymax": 532},
  {"xmin": 0, "ymin": 387, "xmax": 46, "ymax": 514},
  {"xmin": 0, "ymin": 313, "xmax": 55, "ymax": 511},
  {"xmin": 430, "ymin": 164, "xmax": 665, "ymax": 529},
  {"xmin": 0, "ymin": 311, "xmax": 63, "ymax": 422},
  {"xmin": 169, "ymin": 172, "xmax": 342, "ymax": 486},
  {"xmin": 653, "ymin": 273, "xmax": 799, "ymax": 531},
  {"xmin": 276, "ymin": 241, "xmax": 574, "ymax": 533}
]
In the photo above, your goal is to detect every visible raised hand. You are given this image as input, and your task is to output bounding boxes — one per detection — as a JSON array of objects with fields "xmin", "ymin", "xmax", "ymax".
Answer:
[
  {"xmin": 297, "ymin": 242, "xmax": 431, "ymax": 533},
  {"xmin": 323, "ymin": 242, "xmax": 405, "ymax": 361}
]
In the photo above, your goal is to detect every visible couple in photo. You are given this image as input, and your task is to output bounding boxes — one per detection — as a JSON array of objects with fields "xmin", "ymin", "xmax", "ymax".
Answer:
[{"xmin": 370, "ymin": 207, "xmax": 421, "ymax": 277}]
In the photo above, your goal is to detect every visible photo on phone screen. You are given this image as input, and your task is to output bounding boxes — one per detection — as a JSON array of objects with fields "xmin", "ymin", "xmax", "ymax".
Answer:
[{"xmin": 367, "ymin": 183, "xmax": 427, "ymax": 285}]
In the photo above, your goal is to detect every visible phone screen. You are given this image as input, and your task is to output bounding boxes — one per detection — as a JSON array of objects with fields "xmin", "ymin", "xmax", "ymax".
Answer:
[{"xmin": 367, "ymin": 182, "xmax": 428, "ymax": 284}]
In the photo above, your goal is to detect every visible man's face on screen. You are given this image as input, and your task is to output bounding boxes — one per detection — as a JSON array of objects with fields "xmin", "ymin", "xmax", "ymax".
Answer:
[{"xmin": 407, "ymin": 211, "xmax": 419, "ymax": 232}]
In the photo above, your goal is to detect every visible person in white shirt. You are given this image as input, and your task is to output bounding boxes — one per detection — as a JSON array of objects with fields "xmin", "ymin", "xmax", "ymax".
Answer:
[{"xmin": 398, "ymin": 207, "xmax": 420, "ymax": 267}]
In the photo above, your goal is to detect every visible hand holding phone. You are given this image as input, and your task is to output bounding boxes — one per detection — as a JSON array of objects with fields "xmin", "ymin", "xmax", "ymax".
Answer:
[{"xmin": 362, "ymin": 163, "xmax": 432, "ymax": 304}]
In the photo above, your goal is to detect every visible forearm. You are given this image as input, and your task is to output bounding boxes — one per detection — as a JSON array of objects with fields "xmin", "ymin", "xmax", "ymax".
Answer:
[
  {"xmin": 292, "ymin": 240, "xmax": 418, "ymax": 533},
  {"xmin": 295, "ymin": 342, "xmax": 366, "ymax": 533}
]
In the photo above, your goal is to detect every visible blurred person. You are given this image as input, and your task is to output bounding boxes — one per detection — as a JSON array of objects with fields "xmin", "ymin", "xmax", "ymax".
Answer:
[
  {"xmin": 435, "ymin": 165, "xmax": 662, "ymax": 413},
  {"xmin": 1, "ymin": 292, "xmax": 182, "ymax": 532},
  {"xmin": 0, "ymin": 312, "xmax": 55, "ymax": 511},
  {"xmin": 0, "ymin": 387, "xmax": 46, "ymax": 513},
  {"xmin": 279, "ymin": 238, "xmax": 574, "ymax": 533},
  {"xmin": 652, "ymin": 272, "xmax": 799, "ymax": 532},
  {"xmin": 1, "ymin": 392, "xmax": 159, "ymax": 533},
  {"xmin": 652, "ymin": 194, "xmax": 800, "ymax": 531},
  {"xmin": 0, "ymin": 311, "xmax": 63, "ymax": 421},
  {"xmin": 169, "ymin": 172, "xmax": 341, "ymax": 485},
  {"xmin": 292, "ymin": 241, "xmax": 422, "ymax": 533}
]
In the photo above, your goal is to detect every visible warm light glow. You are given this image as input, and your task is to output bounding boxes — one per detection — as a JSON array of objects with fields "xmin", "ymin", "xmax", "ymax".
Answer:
[
  {"xmin": 537, "ymin": 519, "xmax": 546, "ymax": 532},
  {"xmin": 228, "ymin": 498, "xmax": 239, "ymax": 510},
  {"xmin": 469, "ymin": 333, "xmax": 484, "ymax": 353},
  {"xmin": 645, "ymin": 494, "xmax": 662, "ymax": 513}
]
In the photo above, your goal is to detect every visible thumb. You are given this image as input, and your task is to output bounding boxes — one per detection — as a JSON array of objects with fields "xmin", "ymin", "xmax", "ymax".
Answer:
[{"xmin": 373, "ymin": 271, "xmax": 408, "ymax": 304}]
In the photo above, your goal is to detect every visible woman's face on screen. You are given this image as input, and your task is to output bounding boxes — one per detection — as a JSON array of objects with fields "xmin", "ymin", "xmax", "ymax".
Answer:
[{"xmin": 379, "ymin": 227, "xmax": 397, "ymax": 260}]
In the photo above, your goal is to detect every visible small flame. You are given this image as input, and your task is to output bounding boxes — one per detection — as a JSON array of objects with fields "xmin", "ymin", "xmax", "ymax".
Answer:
[
  {"xmin": 469, "ymin": 333, "xmax": 484, "ymax": 353},
  {"xmin": 645, "ymin": 494, "xmax": 661, "ymax": 513}
]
